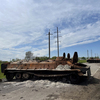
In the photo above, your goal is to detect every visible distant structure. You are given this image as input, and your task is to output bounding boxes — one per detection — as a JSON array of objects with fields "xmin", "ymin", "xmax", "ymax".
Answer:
[{"xmin": 87, "ymin": 50, "xmax": 100, "ymax": 63}]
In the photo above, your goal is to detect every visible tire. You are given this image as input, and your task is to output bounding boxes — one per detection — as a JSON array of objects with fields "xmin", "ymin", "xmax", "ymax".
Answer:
[
  {"xmin": 6, "ymin": 73, "xmax": 14, "ymax": 81},
  {"xmin": 22, "ymin": 73, "xmax": 30, "ymax": 80},
  {"xmin": 70, "ymin": 73, "xmax": 80, "ymax": 84},
  {"xmin": 15, "ymin": 73, "xmax": 22, "ymax": 80},
  {"xmin": 62, "ymin": 77, "xmax": 67, "ymax": 83},
  {"xmin": 29, "ymin": 74, "xmax": 33, "ymax": 79}
]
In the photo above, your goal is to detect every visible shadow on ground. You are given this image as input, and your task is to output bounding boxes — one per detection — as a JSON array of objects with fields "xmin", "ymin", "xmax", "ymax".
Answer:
[{"xmin": 78, "ymin": 76, "xmax": 100, "ymax": 86}]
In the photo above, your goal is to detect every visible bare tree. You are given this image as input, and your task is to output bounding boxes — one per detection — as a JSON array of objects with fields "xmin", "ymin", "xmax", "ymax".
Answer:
[{"xmin": 25, "ymin": 51, "xmax": 33, "ymax": 61}]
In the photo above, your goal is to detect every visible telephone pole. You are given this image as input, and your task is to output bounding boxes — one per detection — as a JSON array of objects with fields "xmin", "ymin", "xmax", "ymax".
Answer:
[
  {"xmin": 54, "ymin": 27, "xmax": 61, "ymax": 57},
  {"xmin": 87, "ymin": 50, "xmax": 89, "ymax": 59},
  {"xmin": 91, "ymin": 50, "xmax": 92, "ymax": 57},
  {"xmin": 47, "ymin": 29, "xmax": 53, "ymax": 59}
]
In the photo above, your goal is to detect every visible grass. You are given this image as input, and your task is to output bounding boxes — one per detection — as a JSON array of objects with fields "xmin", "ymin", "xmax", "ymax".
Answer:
[
  {"xmin": 0, "ymin": 63, "xmax": 6, "ymax": 79},
  {"xmin": 78, "ymin": 60, "xmax": 87, "ymax": 63}
]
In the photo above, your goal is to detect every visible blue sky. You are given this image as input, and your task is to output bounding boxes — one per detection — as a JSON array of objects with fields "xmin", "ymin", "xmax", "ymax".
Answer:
[{"xmin": 0, "ymin": 0, "xmax": 100, "ymax": 61}]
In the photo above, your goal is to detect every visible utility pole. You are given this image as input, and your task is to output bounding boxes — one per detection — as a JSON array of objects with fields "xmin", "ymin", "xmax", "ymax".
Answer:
[
  {"xmin": 95, "ymin": 53, "xmax": 96, "ymax": 58},
  {"xmin": 47, "ymin": 29, "xmax": 53, "ymax": 59},
  {"xmin": 54, "ymin": 27, "xmax": 61, "ymax": 57},
  {"xmin": 91, "ymin": 50, "xmax": 92, "ymax": 57},
  {"xmin": 97, "ymin": 53, "xmax": 98, "ymax": 58},
  {"xmin": 87, "ymin": 50, "xmax": 89, "ymax": 59}
]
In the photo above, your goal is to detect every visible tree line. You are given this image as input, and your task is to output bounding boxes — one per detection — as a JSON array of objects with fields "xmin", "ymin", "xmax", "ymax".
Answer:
[{"xmin": 0, "ymin": 51, "xmax": 99, "ymax": 62}]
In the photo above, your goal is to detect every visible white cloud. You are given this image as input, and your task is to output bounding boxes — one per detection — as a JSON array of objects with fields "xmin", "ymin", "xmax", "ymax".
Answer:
[
  {"xmin": 60, "ymin": 21, "xmax": 100, "ymax": 48},
  {"xmin": 0, "ymin": 0, "xmax": 100, "ymax": 60}
]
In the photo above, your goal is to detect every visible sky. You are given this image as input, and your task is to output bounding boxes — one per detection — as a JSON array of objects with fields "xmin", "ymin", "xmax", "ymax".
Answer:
[{"xmin": 0, "ymin": 0, "xmax": 100, "ymax": 61}]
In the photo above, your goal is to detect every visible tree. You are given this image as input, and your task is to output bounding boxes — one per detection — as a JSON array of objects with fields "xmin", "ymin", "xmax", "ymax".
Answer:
[
  {"xmin": 12, "ymin": 59, "xmax": 15, "ymax": 62},
  {"xmin": 51, "ymin": 56, "xmax": 57, "ymax": 60},
  {"xmin": 25, "ymin": 51, "xmax": 33, "ymax": 61},
  {"xmin": 35, "ymin": 56, "xmax": 49, "ymax": 61},
  {"xmin": 81, "ymin": 57, "xmax": 86, "ymax": 60},
  {"xmin": 11, "ymin": 58, "xmax": 21, "ymax": 62}
]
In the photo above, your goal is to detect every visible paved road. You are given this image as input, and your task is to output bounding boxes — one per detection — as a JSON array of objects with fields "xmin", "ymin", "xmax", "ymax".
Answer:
[
  {"xmin": 84, "ymin": 63, "xmax": 100, "ymax": 76},
  {"xmin": 0, "ymin": 63, "xmax": 100, "ymax": 100}
]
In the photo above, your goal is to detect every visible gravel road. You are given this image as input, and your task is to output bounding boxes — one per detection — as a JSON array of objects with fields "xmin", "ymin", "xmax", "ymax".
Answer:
[{"xmin": 0, "ymin": 63, "xmax": 100, "ymax": 100}]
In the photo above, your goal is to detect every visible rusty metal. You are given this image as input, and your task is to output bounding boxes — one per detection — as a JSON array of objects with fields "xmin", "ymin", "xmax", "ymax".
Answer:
[
  {"xmin": 72, "ymin": 52, "xmax": 78, "ymax": 64},
  {"xmin": 0, "ymin": 79, "xmax": 2, "ymax": 82},
  {"xmin": 63, "ymin": 52, "xmax": 66, "ymax": 59},
  {"xmin": 2, "ymin": 52, "xmax": 89, "ymax": 71},
  {"xmin": 1, "ymin": 52, "xmax": 91, "ymax": 83},
  {"xmin": 67, "ymin": 53, "xmax": 70, "ymax": 60},
  {"xmin": 5, "ymin": 52, "xmax": 79, "ymax": 70},
  {"xmin": 87, "ymin": 59, "xmax": 100, "ymax": 63},
  {"xmin": 1, "ymin": 63, "xmax": 10, "ymax": 73}
]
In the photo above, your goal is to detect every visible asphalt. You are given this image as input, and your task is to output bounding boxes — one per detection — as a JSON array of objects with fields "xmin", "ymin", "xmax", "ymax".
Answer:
[
  {"xmin": 84, "ymin": 63, "xmax": 100, "ymax": 76},
  {"xmin": 0, "ymin": 63, "xmax": 100, "ymax": 100}
]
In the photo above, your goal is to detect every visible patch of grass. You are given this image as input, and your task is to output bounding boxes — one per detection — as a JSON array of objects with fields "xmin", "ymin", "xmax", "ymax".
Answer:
[
  {"xmin": 0, "ymin": 63, "xmax": 6, "ymax": 79},
  {"xmin": 78, "ymin": 60, "xmax": 87, "ymax": 63}
]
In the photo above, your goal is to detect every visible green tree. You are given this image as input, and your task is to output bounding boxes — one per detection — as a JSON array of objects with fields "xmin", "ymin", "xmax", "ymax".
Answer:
[
  {"xmin": 51, "ymin": 56, "xmax": 57, "ymax": 60},
  {"xmin": 81, "ymin": 57, "xmax": 86, "ymax": 60}
]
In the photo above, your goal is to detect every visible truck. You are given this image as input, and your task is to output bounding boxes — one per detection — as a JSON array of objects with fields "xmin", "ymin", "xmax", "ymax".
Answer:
[
  {"xmin": 87, "ymin": 58, "xmax": 100, "ymax": 63},
  {"xmin": 1, "ymin": 52, "xmax": 91, "ymax": 84}
]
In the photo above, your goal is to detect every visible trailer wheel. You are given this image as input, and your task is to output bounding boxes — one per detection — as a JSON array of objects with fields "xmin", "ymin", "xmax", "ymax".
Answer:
[
  {"xmin": 62, "ymin": 77, "xmax": 67, "ymax": 83},
  {"xmin": 15, "ymin": 73, "xmax": 22, "ymax": 80},
  {"xmin": 70, "ymin": 73, "xmax": 80, "ymax": 84},
  {"xmin": 6, "ymin": 73, "xmax": 14, "ymax": 81},
  {"xmin": 22, "ymin": 73, "xmax": 30, "ymax": 80}
]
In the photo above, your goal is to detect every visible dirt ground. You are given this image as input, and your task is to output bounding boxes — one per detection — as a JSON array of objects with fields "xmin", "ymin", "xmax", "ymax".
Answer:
[{"xmin": 0, "ymin": 63, "xmax": 100, "ymax": 100}]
